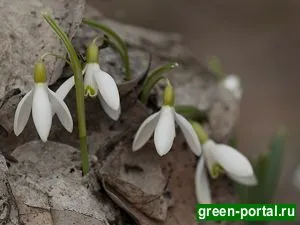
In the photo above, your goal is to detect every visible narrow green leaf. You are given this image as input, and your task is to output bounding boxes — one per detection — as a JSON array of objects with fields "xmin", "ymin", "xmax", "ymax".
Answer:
[
  {"xmin": 250, "ymin": 153, "xmax": 269, "ymax": 203},
  {"xmin": 42, "ymin": 14, "xmax": 89, "ymax": 174},
  {"xmin": 140, "ymin": 62, "xmax": 178, "ymax": 104},
  {"xmin": 207, "ymin": 56, "xmax": 225, "ymax": 80},
  {"xmin": 261, "ymin": 130, "xmax": 285, "ymax": 201},
  {"xmin": 175, "ymin": 105, "xmax": 207, "ymax": 122},
  {"xmin": 82, "ymin": 18, "xmax": 131, "ymax": 81},
  {"xmin": 235, "ymin": 129, "xmax": 285, "ymax": 205}
]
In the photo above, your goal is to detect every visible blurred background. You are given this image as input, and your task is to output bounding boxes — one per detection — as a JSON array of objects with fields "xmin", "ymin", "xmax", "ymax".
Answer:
[{"xmin": 88, "ymin": 0, "xmax": 299, "ymax": 207}]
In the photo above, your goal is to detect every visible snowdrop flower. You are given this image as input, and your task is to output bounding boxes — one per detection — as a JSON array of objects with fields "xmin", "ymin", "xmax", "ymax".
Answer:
[
  {"xmin": 293, "ymin": 165, "xmax": 300, "ymax": 190},
  {"xmin": 132, "ymin": 81, "xmax": 201, "ymax": 156},
  {"xmin": 221, "ymin": 74, "xmax": 242, "ymax": 100},
  {"xmin": 192, "ymin": 122, "xmax": 257, "ymax": 203},
  {"xmin": 14, "ymin": 62, "xmax": 73, "ymax": 142},
  {"xmin": 56, "ymin": 41, "xmax": 121, "ymax": 120}
]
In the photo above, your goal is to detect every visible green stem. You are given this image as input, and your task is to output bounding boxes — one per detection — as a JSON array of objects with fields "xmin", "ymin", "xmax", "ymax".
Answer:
[
  {"xmin": 39, "ymin": 52, "xmax": 71, "ymax": 65},
  {"xmin": 43, "ymin": 14, "xmax": 89, "ymax": 175},
  {"xmin": 190, "ymin": 121, "xmax": 209, "ymax": 144},
  {"xmin": 80, "ymin": 136, "xmax": 89, "ymax": 174},
  {"xmin": 82, "ymin": 18, "xmax": 132, "ymax": 81},
  {"xmin": 175, "ymin": 105, "xmax": 207, "ymax": 122}
]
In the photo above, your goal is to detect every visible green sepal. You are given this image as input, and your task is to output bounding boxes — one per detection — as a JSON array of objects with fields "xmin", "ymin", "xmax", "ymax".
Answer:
[
  {"xmin": 163, "ymin": 82, "xmax": 175, "ymax": 106},
  {"xmin": 86, "ymin": 42, "xmax": 99, "ymax": 63},
  {"xmin": 34, "ymin": 62, "xmax": 47, "ymax": 83}
]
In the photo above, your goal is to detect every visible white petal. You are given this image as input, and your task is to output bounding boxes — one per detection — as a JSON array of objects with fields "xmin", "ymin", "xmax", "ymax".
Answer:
[
  {"xmin": 98, "ymin": 93, "xmax": 121, "ymax": 121},
  {"xmin": 55, "ymin": 76, "xmax": 75, "ymax": 100},
  {"xmin": 84, "ymin": 64, "xmax": 98, "ymax": 97},
  {"xmin": 48, "ymin": 89, "xmax": 73, "ymax": 132},
  {"xmin": 55, "ymin": 66, "xmax": 87, "ymax": 100},
  {"xmin": 14, "ymin": 90, "xmax": 33, "ymax": 136},
  {"xmin": 154, "ymin": 106, "xmax": 176, "ymax": 156},
  {"xmin": 195, "ymin": 157, "xmax": 212, "ymax": 204},
  {"xmin": 32, "ymin": 84, "xmax": 52, "ymax": 142},
  {"xmin": 175, "ymin": 112, "xmax": 202, "ymax": 156},
  {"xmin": 227, "ymin": 172, "xmax": 258, "ymax": 186},
  {"xmin": 211, "ymin": 143, "xmax": 254, "ymax": 177},
  {"xmin": 93, "ymin": 65, "xmax": 120, "ymax": 111},
  {"xmin": 132, "ymin": 111, "xmax": 160, "ymax": 151}
]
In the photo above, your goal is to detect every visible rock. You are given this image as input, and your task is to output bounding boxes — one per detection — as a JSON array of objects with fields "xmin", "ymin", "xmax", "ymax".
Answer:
[
  {"xmin": 0, "ymin": 154, "xmax": 21, "ymax": 225},
  {"xmin": 0, "ymin": 0, "xmax": 85, "ymax": 133},
  {"xmin": 3, "ymin": 141, "xmax": 119, "ymax": 225},
  {"xmin": 98, "ymin": 141, "xmax": 169, "ymax": 223}
]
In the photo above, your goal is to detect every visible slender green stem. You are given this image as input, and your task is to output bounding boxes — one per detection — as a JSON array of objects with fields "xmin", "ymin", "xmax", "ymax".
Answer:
[
  {"xmin": 79, "ymin": 136, "xmax": 89, "ymax": 174},
  {"xmin": 190, "ymin": 121, "xmax": 208, "ymax": 144},
  {"xmin": 39, "ymin": 52, "xmax": 71, "ymax": 65},
  {"xmin": 82, "ymin": 18, "xmax": 132, "ymax": 81},
  {"xmin": 42, "ymin": 14, "xmax": 89, "ymax": 175},
  {"xmin": 175, "ymin": 105, "xmax": 207, "ymax": 122}
]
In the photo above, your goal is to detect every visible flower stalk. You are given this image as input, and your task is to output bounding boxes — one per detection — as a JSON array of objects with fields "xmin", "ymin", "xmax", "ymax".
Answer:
[{"xmin": 42, "ymin": 14, "xmax": 89, "ymax": 175}]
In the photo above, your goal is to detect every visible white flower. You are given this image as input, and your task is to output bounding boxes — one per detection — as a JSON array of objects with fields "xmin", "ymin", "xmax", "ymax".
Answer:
[
  {"xmin": 195, "ymin": 140, "xmax": 257, "ymax": 203},
  {"xmin": 14, "ymin": 83, "xmax": 73, "ymax": 142},
  {"xmin": 293, "ymin": 165, "xmax": 300, "ymax": 190},
  {"xmin": 221, "ymin": 74, "xmax": 242, "ymax": 100},
  {"xmin": 132, "ymin": 105, "xmax": 201, "ymax": 156},
  {"xmin": 56, "ymin": 63, "xmax": 121, "ymax": 121}
]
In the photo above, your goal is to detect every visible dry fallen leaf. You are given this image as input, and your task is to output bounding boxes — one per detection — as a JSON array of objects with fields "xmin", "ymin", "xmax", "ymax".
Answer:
[
  {"xmin": 98, "ymin": 132, "xmax": 243, "ymax": 225},
  {"xmin": 98, "ymin": 141, "xmax": 170, "ymax": 223}
]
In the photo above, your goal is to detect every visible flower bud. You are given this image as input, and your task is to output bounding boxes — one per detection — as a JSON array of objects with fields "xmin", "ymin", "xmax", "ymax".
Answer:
[
  {"xmin": 34, "ymin": 62, "xmax": 47, "ymax": 83},
  {"xmin": 221, "ymin": 74, "xmax": 242, "ymax": 99}
]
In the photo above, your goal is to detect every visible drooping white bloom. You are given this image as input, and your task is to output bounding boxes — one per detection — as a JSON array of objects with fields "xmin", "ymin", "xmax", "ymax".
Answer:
[
  {"xmin": 56, "ymin": 41, "xmax": 121, "ymax": 121},
  {"xmin": 293, "ymin": 165, "xmax": 300, "ymax": 190},
  {"xmin": 221, "ymin": 74, "xmax": 242, "ymax": 100},
  {"xmin": 133, "ymin": 105, "xmax": 201, "ymax": 156},
  {"xmin": 132, "ymin": 82, "xmax": 201, "ymax": 156},
  {"xmin": 56, "ymin": 63, "xmax": 121, "ymax": 120},
  {"xmin": 195, "ymin": 140, "xmax": 257, "ymax": 203},
  {"xmin": 14, "ymin": 62, "xmax": 73, "ymax": 142}
]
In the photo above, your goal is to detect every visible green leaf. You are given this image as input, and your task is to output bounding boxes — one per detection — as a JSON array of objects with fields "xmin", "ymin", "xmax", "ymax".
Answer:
[
  {"xmin": 258, "ymin": 130, "xmax": 285, "ymax": 202},
  {"xmin": 235, "ymin": 129, "xmax": 286, "ymax": 204},
  {"xmin": 175, "ymin": 105, "xmax": 207, "ymax": 122},
  {"xmin": 140, "ymin": 62, "xmax": 178, "ymax": 104},
  {"xmin": 42, "ymin": 14, "xmax": 89, "ymax": 174},
  {"xmin": 207, "ymin": 56, "xmax": 225, "ymax": 80},
  {"xmin": 82, "ymin": 18, "xmax": 131, "ymax": 81}
]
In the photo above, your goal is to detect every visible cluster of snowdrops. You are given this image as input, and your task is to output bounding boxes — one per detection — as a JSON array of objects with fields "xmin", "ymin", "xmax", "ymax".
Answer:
[{"xmin": 13, "ymin": 14, "xmax": 258, "ymax": 204}]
